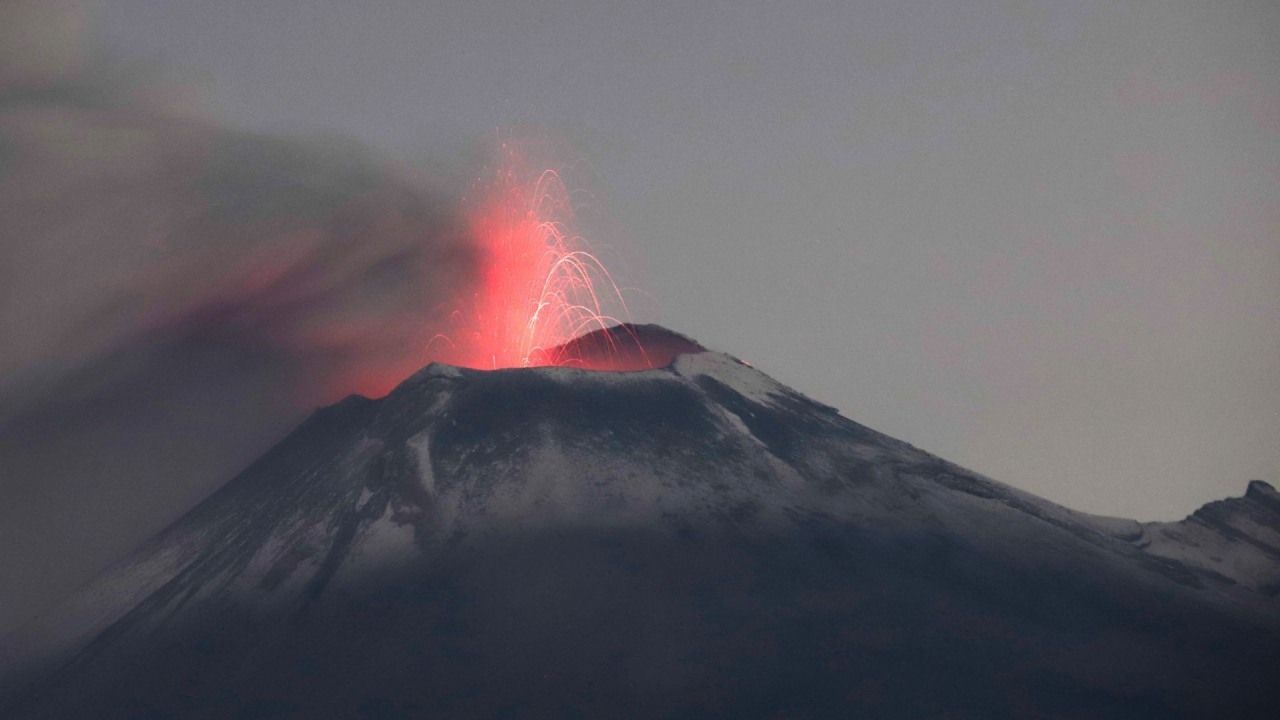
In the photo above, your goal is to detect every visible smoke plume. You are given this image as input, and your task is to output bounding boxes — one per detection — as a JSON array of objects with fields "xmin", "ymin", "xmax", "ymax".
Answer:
[{"xmin": 0, "ymin": 1, "xmax": 478, "ymax": 631}]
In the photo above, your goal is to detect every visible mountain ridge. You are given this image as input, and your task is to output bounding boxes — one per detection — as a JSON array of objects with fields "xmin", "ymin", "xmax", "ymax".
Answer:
[{"xmin": 3, "ymin": 326, "xmax": 1277, "ymax": 718}]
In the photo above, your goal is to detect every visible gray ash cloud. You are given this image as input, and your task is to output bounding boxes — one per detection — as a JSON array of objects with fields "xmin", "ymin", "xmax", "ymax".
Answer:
[{"xmin": 0, "ymin": 1, "xmax": 479, "ymax": 631}]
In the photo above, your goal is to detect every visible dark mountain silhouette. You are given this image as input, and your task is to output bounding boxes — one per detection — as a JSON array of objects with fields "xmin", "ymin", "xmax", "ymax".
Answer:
[{"xmin": 3, "ymin": 325, "xmax": 1277, "ymax": 718}]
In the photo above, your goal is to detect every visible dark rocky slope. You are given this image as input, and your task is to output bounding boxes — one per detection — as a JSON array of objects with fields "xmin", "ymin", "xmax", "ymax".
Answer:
[{"xmin": 3, "ymin": 328, "xmax": 1276, "ymax": 718}]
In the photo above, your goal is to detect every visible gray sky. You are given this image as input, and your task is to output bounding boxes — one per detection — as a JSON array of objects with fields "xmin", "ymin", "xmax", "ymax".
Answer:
[{"xmin": 2, "ymin": 0, "xmax": 1278, "ymax": 630}]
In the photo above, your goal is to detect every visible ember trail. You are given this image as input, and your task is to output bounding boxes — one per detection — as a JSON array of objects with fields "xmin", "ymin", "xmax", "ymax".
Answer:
[{"xmin": 440, "ymin": 144, "xmax": 645, "ymax": 371}]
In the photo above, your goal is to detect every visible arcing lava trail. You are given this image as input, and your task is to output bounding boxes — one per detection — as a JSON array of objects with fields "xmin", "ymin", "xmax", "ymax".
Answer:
[{"xmin": 433, "ymin": 144, "xmax": 646, "ymax": 371}]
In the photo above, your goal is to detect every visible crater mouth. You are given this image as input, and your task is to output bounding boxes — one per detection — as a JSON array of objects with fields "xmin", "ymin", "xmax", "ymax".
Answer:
[
  {"xmin": 397, "ymin": 325, "xmax": 711, "ymax": 397},
  {"xmin": 434, "ymin": 324, "xmax": 707, "ymax": 374},
  {"xmin": 524, "ymin": 323, "xmax": 706, "ymax": 372}
]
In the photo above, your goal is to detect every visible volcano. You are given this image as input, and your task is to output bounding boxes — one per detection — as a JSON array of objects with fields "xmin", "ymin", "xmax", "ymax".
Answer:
[{"xmin": 2, "ymin": 325, "xmax": 1277, "ymax": 718}]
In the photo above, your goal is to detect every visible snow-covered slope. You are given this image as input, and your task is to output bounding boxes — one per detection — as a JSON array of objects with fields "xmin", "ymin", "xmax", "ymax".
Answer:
[
  {"xmin": 1138, "ymin": 480, "xmax": 1280, "ymax": 595},
  {"xmin": 3, "ymin": 326, "xmax": 1278, "ymax": 718}
]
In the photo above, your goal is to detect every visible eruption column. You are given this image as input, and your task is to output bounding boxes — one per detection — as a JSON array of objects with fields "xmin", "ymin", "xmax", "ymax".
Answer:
[{"xmin": 442, "ymin": 145, "xmax": 644, "ymax": 370}]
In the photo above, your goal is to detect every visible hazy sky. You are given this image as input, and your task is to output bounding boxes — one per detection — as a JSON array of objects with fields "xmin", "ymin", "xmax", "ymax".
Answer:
[
  {"xmin": 93, "ymin": 0, "xmax": 1279, "ymax": 515},
  {"xmin": 2, "ymin": 1, "xmax": 1278, "ymax": 630}
]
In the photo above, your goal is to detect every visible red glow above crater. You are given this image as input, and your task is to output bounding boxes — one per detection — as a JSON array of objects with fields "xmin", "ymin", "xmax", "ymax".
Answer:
[{"xmin": 435, "ymin": 143, "xmax": 647, "ymax": 371}]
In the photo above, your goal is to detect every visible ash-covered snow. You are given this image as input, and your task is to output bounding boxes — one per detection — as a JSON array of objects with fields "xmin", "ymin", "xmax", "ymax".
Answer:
[
  {"xmin": 672, "ymin": 351, "xmax": 790, "ymax": 406},
  {"xmin": 1137, "ymin": 480, "xmax": 1280, "ymax": 594},
  {"xmin": 4, "ymin": 329, "xmax": 1277, "ymax": 719}
]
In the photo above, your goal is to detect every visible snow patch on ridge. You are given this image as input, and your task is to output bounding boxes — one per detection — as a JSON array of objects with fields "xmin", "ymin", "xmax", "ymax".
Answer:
[
  {"xmin": 672, "ymin": 351, "xmax": 788, "ymax": 406},
  {"xmin": 1138, "ymin": 484, "xmax": 1280, "ymax": 594},
  {"xmin": 407, "ymin": 430, "xmax": 436, "ymax": 497}
]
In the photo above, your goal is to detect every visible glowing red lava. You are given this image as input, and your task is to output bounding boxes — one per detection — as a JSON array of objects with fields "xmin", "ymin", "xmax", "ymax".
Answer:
[{"xmin": 436, "ymin": 144, "xmax": 646, "ymax": 371}]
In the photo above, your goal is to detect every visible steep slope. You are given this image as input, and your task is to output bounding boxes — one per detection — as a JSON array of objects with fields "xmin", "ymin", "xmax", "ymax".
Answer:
[
  {"xmin": 1138, "ymin": 480, "xmax": 1280, "ymax": 595},
  {"xmin": 3, "ymin": 328, "xmax": 1277, "ymax": 719}
]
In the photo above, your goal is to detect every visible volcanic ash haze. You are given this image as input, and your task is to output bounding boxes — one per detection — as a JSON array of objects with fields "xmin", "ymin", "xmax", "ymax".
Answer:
[
  {"xmin": 0, "ymin": 19, "xmax": 639, "ymax": 630},
  {"xmin": 2, "ymin": 325, "xmax": 1278, "ymax": 719},
  {"xmin": 0, "ymin": 0, "xmax": 490, "ymax": 634}
]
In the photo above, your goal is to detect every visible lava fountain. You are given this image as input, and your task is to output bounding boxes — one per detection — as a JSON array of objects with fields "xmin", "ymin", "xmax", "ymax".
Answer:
[{"xmin": 438, "ymin": 143, "xmax": 647, "ymax": 371}]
